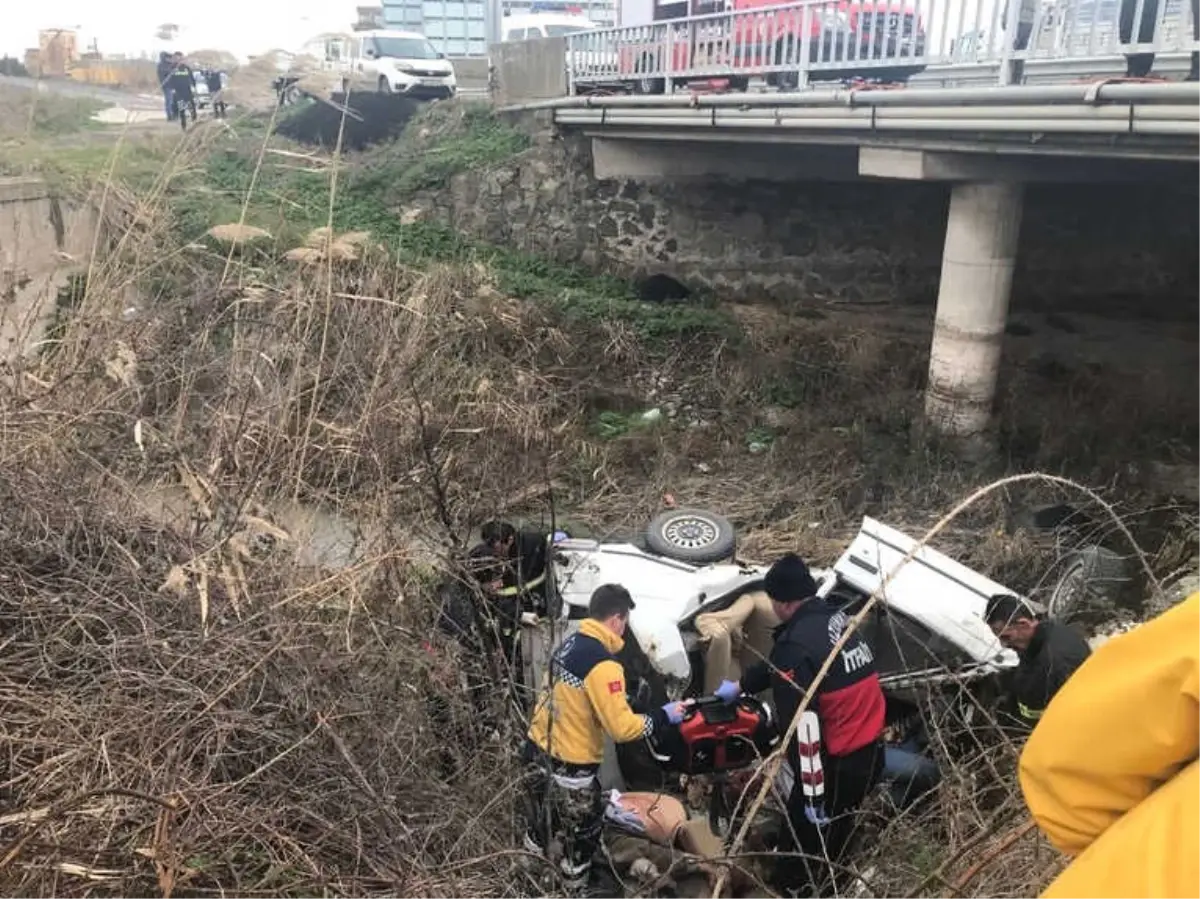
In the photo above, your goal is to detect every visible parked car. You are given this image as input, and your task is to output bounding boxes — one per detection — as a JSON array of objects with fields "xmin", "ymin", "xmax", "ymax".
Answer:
[{"xmin": 345, "ymin": 29, "xmax": 458, "ymax": 98}]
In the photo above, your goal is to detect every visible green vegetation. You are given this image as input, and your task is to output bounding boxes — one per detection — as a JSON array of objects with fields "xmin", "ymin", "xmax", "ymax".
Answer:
[
  {"xmin": 0, "ymin": 84, "xmax": 104, "ymax": 140},
  {"xmin": 355, "ymin": 101, "xmax": 531, "ymax": 201},
  {"xmin": 168, "ymin": 107, "xmax": 735, "ymax": 344},
  {"xmin": 3, "ymin": 89, "xmax": 733, "ymax": 345}
]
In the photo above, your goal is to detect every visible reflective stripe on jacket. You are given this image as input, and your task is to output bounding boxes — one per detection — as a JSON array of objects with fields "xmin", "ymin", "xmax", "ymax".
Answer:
[
  {"xmin": 1009, "ymin": 619, "xmax": 1092, "ymax": 728},
  {"xmin": 527, "ymin": 618, "xmax": 663, "ymax": 766},
  {"xmin": 1019, "ymin": 593, "xmax": 1199, "ymax": 898},
  {"xmin": 494, "ymin": 530, "xmax": 551, "ymax": 599}
]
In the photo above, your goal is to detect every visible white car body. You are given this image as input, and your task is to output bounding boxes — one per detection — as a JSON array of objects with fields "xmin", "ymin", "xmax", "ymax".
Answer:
[
  {"xmin": 546, "ymin": 516, "xmax": 1025, "ymax": 696},
  {"xmin": 500, "ymin": 11, "xmax": 600, "ymax": 41},
  {"xmin": 335, "ymin": 29, "xmax": 457, "ymax": 97},
  {"xmin": 498, "ymin": 13, "xmax": 619, "ymax": 80}
]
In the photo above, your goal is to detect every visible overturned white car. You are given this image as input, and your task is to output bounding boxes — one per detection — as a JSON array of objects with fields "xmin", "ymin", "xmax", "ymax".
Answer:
[
  {"xmin": 537, "ymin": 511, "xmax": 1027, "ymax": 695},
  {"xmin": 519, "ymin": 509, "xmax": 1057, "ymax": 788}
]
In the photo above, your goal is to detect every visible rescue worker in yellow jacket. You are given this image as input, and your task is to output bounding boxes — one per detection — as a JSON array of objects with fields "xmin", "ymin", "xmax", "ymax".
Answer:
[
  {"xmin": 522, "ymin": 583, "xmax": 685, "ymax": 894},
  {"xmin": 1019, "ymin": 592, "xmax": 1198, "ymax": 898}
]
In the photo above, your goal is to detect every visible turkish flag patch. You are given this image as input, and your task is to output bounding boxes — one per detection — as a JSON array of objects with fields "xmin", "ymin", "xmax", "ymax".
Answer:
[{"xmin": 608, "ymin": 680, "xmax": 623, "ymax": 695}]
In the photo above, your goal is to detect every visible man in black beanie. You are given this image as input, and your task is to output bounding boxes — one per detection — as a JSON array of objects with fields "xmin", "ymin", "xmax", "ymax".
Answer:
[{"xmin": 713, "ymin": 553, "xmax": 885, "ymax": 896}]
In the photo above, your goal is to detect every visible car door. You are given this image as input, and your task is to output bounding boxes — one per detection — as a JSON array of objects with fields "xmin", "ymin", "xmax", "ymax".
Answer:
[
  {"xmin": 352, "ymin": 36, "xmax": 376, "ymax": 89},
  {"xmin": 827, "ymin": 589, "xmax": 974, "ymax": 691}
]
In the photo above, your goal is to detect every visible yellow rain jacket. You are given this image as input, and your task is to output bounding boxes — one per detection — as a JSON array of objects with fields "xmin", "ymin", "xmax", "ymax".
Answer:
[
  {"xmin": 1020, "ymin": 592, "xmax": 1199, "ymax": 898},
  {"xmin": 527, "ymin": 618, "xmax": 662, "ymax": 766}
]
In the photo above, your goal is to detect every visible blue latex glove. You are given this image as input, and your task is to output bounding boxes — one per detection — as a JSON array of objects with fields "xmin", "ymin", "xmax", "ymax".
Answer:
[
  {"xmin": 804, "ymin": 804, "xmax": 831, "ymax": 828},
  {"xmin": 662, "ymin": 701, "xmax": 686, "ymax": 725},
  {"xmin": 714, "ymin": 679, "xmax": 742, "ymax": 704}
]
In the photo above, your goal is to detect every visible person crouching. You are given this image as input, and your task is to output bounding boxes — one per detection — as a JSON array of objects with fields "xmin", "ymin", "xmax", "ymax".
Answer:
[{"xmin": 522, "ymin": 583, "xmax": 684, "ymax": 895}]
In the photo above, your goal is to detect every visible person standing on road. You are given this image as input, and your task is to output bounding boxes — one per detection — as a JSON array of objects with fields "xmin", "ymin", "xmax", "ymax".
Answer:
[
  {"xmin": 204, "ymin": 68, "xmax": 227, "ymax": 119},
  {"xmin": 1019, "ymin": 592, "xmax": 1198, "ymax": 897},
  {"xmin": 714, "ymin": 554, "xmax": 886, "ymax": 896},
  {"xmin": 167, "ymin": 53, "xmax": 197, "ymax": 131},
  {"xmin": 1118, "ymin": 0, "xmax": 1200, "ymax": 80},
  {"xmin": 1000, "ymin": 0, "xmax": 1037, "ymax": 85},
  {"xmin": 156, "ymin": 52, "xmax": 175, "ymax": 121},
  {"xmin": 522, "ymin": 584, "xmax": 685, "ymax": 895},
  {"xmin": 984, "ymin": 593, "xmax": 1091, "ymax": 729}
]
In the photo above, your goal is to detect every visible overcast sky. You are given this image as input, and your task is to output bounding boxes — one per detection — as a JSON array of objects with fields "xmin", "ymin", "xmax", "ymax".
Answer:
[{"xmin": 4, "ymin": 0, "xmax": 361, "ymax": 60}]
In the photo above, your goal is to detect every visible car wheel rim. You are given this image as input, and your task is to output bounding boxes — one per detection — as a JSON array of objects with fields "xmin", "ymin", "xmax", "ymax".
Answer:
[
  {"xmin": 661, "ymin": 515, "xmax": 719, "ymax": 551},
  {"xmin": 1048, "ymin": 560, "xmax": 1087, "ymax": 621}
]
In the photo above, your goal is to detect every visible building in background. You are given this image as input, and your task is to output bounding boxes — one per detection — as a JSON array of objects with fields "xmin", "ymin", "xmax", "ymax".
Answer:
[
  {"xmin": 355, "ymin": 6, "xmax": 387, "ymax": 29},
  {"xmin": 381, "ymin": 0, "xmax": 616, "ymax": 55},
  {"xmin": 500, "ymin": 0, "xmax": 616, "ymax": 27},
  {"xmin": 34, "ymin": 28, "xmax": 78, "ymax": 77}
]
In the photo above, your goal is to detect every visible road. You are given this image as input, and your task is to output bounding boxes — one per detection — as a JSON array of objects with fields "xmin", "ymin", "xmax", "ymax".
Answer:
[{"xmin": 0, "ymin": 73, "xmax": 160, "ymax": 109}]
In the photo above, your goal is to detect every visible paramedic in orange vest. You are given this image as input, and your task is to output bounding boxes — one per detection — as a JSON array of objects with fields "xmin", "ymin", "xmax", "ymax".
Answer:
[
  {"xmin": 1019, "ymin": 592, "xmax": 1198, "ymax": 898},
  {"xmin": 522, "ymin": 584, "xmax": 685, "ymax": 894}
]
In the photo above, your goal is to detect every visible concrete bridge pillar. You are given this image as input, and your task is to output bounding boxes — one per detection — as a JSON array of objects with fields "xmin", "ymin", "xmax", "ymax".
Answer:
[{"xmin": 925, "ymin": 181, "xmax": 1025, "ymax": 438}]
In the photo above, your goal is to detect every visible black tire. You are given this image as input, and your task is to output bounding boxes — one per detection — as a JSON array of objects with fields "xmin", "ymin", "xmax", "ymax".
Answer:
[
  {"xmin": 644, "ymin": 508, "xmax": 736, "ymax": 564},
  {"xmin": 633, "ymin": 54, "xmax": 665, "ymax": 95},
  {"xmin": 773, "ymin": 37, "xmax": 801, "ymax": 90},
  {"xmin": 727, "ymin": 75, "xmax": 750, "ymax": 92},
  {"xmin": 377, "ymin": 75, "xmax": 392, "ymax": 94},
  {"xmin": 1047, "ymin": 545, "xmax": 1132, "ymax": 623}
]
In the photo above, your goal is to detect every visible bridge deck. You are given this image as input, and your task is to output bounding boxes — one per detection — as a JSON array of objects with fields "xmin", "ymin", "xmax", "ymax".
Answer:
[{"xmin": 524, "ymin": 81, "xmax": 1199, "ymax": 161}]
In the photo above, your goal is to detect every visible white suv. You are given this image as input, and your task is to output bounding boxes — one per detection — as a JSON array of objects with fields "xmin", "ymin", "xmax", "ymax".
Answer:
[{"xmin": 349, "ymin": 30, "xmax": 457, "ymax": 98}]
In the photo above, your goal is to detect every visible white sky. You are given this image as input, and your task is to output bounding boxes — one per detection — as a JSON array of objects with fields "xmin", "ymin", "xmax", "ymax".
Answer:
[{"xmin": 3, "ymin": 0, "xmax": 362, "ymax": 61}]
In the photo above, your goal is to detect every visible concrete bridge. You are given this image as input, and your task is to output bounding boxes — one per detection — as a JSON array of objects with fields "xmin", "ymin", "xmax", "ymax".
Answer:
[{"xmin": 488, "ymin": 2, "xmax": 1199, "ymax": 443}]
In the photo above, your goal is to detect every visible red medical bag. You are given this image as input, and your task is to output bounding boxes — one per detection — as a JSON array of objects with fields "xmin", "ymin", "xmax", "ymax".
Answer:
[{"xmin": 648, "ymin": 696, "xmax": 780, "ymax": 775}]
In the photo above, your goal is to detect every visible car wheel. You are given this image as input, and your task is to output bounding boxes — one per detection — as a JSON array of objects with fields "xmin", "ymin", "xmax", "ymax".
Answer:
[
  {"xmin": 633, "ymin": 54, "xmax": 665, "ymax": 95},
  {"xmin": 645, "ymin": 508, "xmax": 736, "ymax": 564},
  {"xmin": 377, "ymin": 75, "xmax": 392, "ymax": 94},
  {"xmin": 773, "ymin": 38, "xmax": 801, "ymax": 90},
  {"xmin": 1047, "ymin": 545, "xmax": 1131, "ymax": 624}
]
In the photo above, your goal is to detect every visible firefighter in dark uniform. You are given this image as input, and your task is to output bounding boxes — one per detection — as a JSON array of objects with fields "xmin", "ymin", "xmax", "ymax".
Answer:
[
  {"xmin": 715, "ymin": 553, "xmax": 886, "ymax": 896},
  {"xmin": 480, "ymin": 519, "xmax": 554, "ymax": 616},
  {"xmin": 985, "ymin": 593, "xmax": 1091, "ymax": 729},
  {"xmin": 523, "ymin": 584, "xmax": 685, "ymax": 895},
  {"xmin": 424, "ymin": 546, "xmax": 524, "ymax": 777},
  {"xmin": 476, "ymin": 520, "xmax": 561, "ymax": 703},
  {"xmin": 166, "ymin": 53, "xmax": 197, "ymax": 131}
]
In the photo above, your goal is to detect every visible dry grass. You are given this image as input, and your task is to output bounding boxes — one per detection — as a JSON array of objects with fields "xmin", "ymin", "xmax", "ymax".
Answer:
[{"xmin": 0, "ymin": 101, "xmax": 1194, "ymax": 897}]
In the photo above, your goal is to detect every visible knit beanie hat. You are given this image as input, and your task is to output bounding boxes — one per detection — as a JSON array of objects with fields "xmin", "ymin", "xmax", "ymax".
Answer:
[{"xmin": 763, "ymin": 553, "xmax": 819, "ymax": 604}]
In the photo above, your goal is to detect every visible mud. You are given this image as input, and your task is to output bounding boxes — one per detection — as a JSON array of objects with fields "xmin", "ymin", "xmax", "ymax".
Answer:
[{"xmin": 276, "ymin": 92, "xmax": 428, "ymax": 150}]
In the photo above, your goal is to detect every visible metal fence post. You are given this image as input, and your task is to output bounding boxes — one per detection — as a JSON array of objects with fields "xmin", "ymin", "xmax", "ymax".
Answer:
[
  {"xmin": 997, "ymin": 0, "xmax": 1023, "ymax": 84},
  {"xmin": 798, "ymin": 4, "xmax": 812, "ymax": 89}
]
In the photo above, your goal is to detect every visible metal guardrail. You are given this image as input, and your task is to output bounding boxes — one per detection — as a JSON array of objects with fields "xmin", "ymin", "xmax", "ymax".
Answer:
[
  {"xmin": 564, "ymin": 0, "xmax": 1198, "ymax": 91},
  {"xmin": 551, "ymin": 84, "xmax": 1200, "ymax": 144}
]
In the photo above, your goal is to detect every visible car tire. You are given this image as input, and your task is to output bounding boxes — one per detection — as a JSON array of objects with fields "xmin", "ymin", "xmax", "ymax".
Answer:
[
  {"xmin": 633, "ymin": 54, "xmax": 665, "ymax": 95},
  {"xmin": 645, "ymin": 508, "xmax": 736, "ymax": 565},
  {"xmin": 773, "ymin": 37, "xmax": 801, "ymax": 90},
  {"xmin": 377, "ymin": 75, "xmax": 392, "ymax": 94},
  {"xmin": 1047, "ymin": 544, "xmax": 1132, "ymax": 623}
]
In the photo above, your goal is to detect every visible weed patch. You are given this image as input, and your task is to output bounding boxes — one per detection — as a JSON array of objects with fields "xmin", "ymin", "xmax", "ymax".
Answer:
[
  {"xmin": 356, "ymin": 101, "xmax": 530, "ymax": 202},
  {"xmin": 0, "ymin": 82, "xmax": 104, "ymax": 140}
]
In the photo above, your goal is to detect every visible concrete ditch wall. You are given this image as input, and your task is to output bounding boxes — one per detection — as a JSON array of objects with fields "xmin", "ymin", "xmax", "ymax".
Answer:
[{"xmin": 0, "ymin": 177, "xmax": 99, "ymax": 364}]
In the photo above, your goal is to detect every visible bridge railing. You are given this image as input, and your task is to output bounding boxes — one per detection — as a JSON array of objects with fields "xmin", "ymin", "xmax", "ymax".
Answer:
[{"xmin": 564, "ymin": 0, "xmax": 1198, "ymax": 91}]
